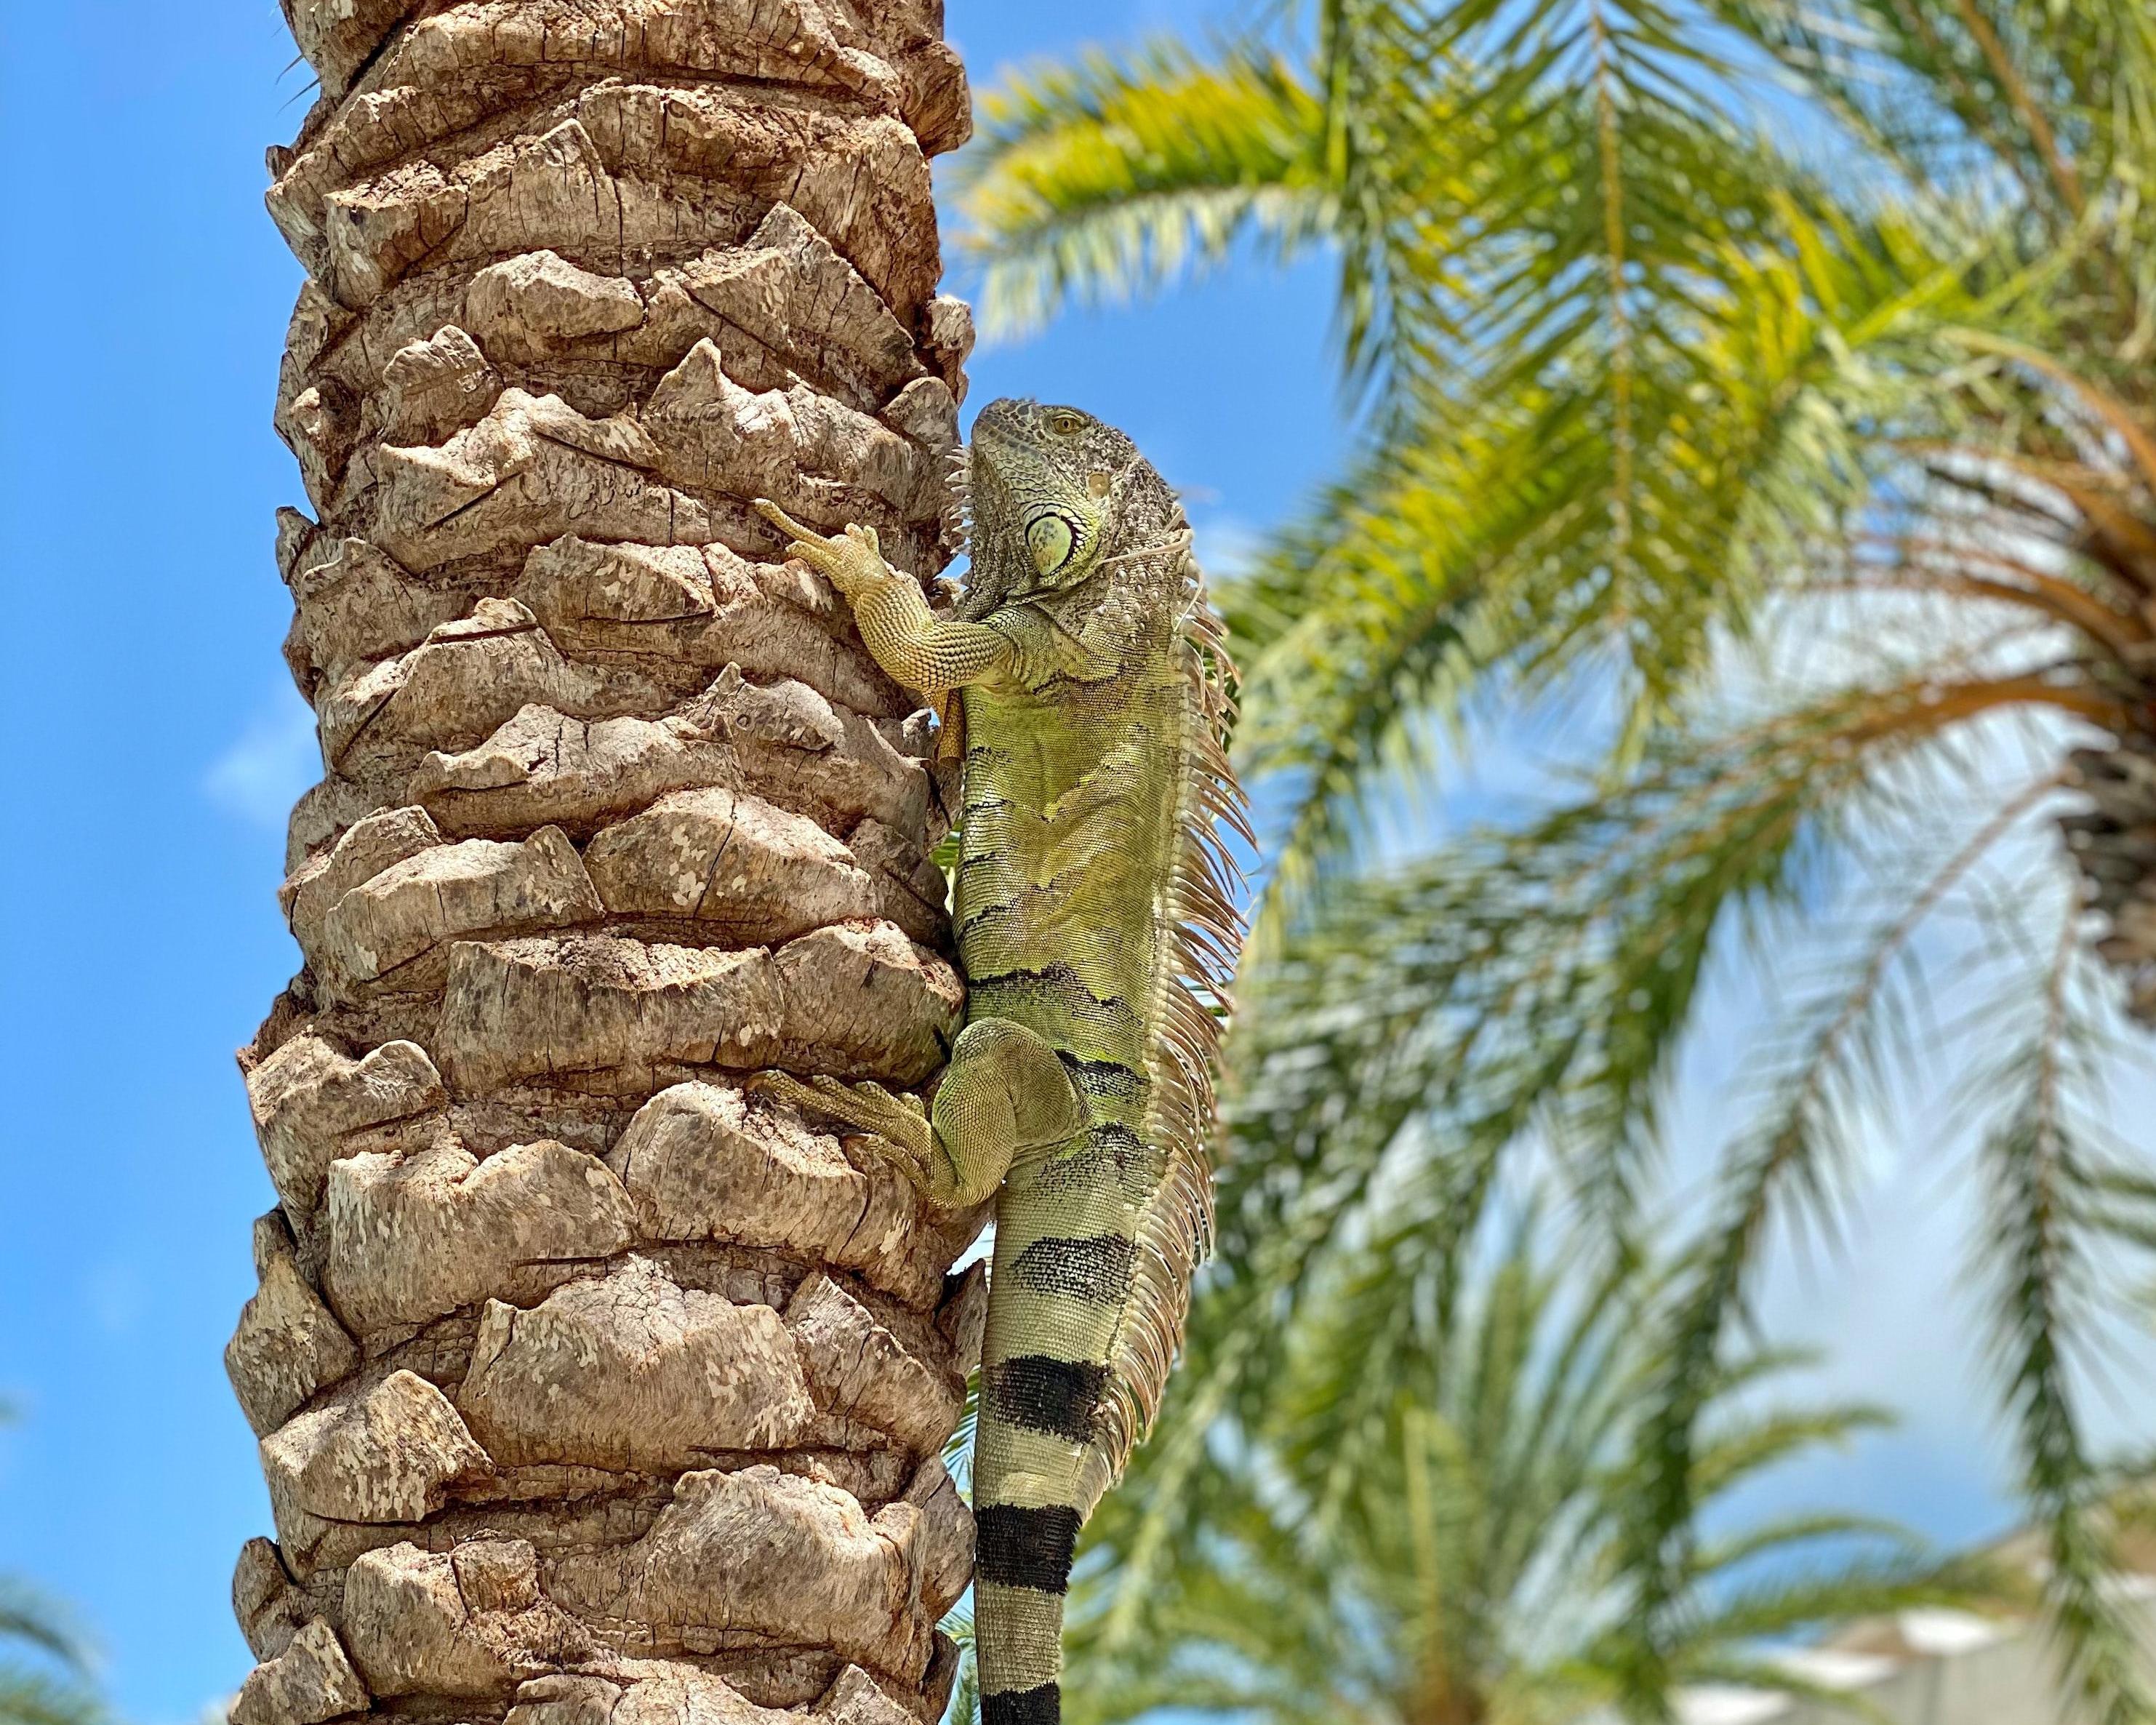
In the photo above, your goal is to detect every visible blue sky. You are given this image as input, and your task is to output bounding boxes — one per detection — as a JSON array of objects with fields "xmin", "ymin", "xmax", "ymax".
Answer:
[{"xmin": 0, "ymin": 4, "xmax": 2149, "ymax": 1724}]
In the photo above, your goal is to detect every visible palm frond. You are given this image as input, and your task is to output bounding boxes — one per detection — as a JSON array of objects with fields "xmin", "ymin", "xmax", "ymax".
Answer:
[
  {"xmin": 941, "ymin": 1606, "xmax": 977, "ymax": 1725},
  {"xmin": 955, "ymin": 41, "xmax": 1335, "ymax": 339},
  {"xmin": 0, "ymin": 1590, "xmax": 89, "ymax": 1687},
  {"xmin": 1621, "ymin": 764, "xmax": 2073, "ymax": 1700},
  {"xmin": 1228, "ymin": 186, "xmax": 2000, "ymax": 907},
  {"xmin": 1067, "ymin": 1210, "xmax": 1968, "ymax": 1725},
  {"xmin": 0, "ymin": 1582, "xmax": 100, "ymax": 1725},
  {"xmin": 0, "ymin": 1669, "xmax": 103, "ymax": 1725},
  {"xmin": 0, "ymin": 1407, "xmax": 103, "ymax": 1725},
  {"xmin": 1972, "ymin": 918, "xmax": 2156, "ymax": 1724}
]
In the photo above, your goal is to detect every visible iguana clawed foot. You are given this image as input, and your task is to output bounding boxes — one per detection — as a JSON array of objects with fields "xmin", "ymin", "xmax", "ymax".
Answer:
[
  {"xmin": 748, "ymin": 1070, "xmax": 937, "ymax": 1196},
  {"xmin": 753, "ymin": 499, "xmax": 893, "ymax": 599}
]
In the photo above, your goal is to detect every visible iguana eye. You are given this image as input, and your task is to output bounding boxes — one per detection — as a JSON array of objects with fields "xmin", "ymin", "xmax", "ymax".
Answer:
[
  {"xmin": 1027, "ymin": 512, "xmax": 1077, "ymax": 574},
  {"xmin": 1045, "ymin": 410, "xmax": 1086, "ymax": 437}
]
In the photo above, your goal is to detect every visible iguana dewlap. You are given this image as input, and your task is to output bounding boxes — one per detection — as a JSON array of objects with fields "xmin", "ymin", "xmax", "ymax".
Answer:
[{"xmin": 754, "ymin": 399, "xmax": 1249, "ymax": 1725}]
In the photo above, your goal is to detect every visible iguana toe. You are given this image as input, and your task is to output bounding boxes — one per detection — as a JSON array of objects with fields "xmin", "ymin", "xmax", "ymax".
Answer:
[{"xmin": 750, "ymin": 1070, "xmax": 937, "ymax": 1188}]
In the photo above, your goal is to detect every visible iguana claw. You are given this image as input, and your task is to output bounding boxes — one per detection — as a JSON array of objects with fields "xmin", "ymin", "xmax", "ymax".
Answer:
[
  {"xmin": 748, "ymin": 1070, "xmax": 937, "ymax": 1195},
  {"xmin": 753, "ymin": 499, "xmax": 890, "ymax": 598}
]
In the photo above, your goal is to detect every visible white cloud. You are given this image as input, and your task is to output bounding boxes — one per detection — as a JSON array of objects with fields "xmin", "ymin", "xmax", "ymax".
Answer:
[{"xmin": 203, "ymin": 689, "xmax": 320, "ymax": 832}]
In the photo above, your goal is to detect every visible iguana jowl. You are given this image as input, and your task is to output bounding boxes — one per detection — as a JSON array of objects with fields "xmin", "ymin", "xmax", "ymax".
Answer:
[{"xmin": 755, "ymin": 399, "xmax": 1249, "ymax": 1725}]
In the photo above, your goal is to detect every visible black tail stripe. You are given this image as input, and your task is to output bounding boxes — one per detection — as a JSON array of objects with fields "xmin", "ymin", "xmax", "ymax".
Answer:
[
  {"xmin": 983, "ymin": 1686, "xmax": 1061, "ymax": 1725},
  {"xmin": 976, "ymin": 1505, "xmax": 1083, "ymax": 1592},
  {"xmin": 987, "ymin": 1356, "xmax": 1106, "ymax": 1444},
  {"xmin": 1012, "ymin": 1233, "xmax": 1136, "ymax": 1305}
]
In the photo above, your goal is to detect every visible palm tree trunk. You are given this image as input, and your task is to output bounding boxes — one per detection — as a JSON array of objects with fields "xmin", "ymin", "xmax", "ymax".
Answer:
[
  {"xmin": 2066, "ymin": 735, "xmax": 2156, "ymax": 1024},
  {"xmin": 223, "ymin": 7, "xmax": 981, "ymax": 1723}
]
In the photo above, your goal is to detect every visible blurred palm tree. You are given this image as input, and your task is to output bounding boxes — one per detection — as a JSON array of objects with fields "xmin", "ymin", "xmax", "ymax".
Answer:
[
  {"xmin": 1075, "ymin": 1222, "xmax": 2005, "ymax": 1725},
  {"xmin": 946, "ymin": 1222, "xmax": 1993, "ymax": 1724},
  {"xmin": 959, "ymin": 1, "xmax": 2156, "ymax": 1718},
  {"xmin": 0, "ymin": 1407, "xmax": 103, "ymax": 1725}
]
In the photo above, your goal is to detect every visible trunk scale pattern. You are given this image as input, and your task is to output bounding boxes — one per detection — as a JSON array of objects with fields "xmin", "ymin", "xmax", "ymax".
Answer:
[
  {"xmin": 225, "ymin": 7, "xmax": 985, "ymax": 1725},
  {"xmin": 2067, "ymin": 734, "xmax": 2156, "ymax": 1022}
]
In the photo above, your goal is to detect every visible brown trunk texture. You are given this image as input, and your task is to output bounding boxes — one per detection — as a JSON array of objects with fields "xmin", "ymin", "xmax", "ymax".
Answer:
[
  {"xmin": 223, "ymin": 7, "xmax": 982, "ymax": 1724},
  {"xmin": 2066, "ymin": 735, "xmax": 2156, "ymax": 1022}
]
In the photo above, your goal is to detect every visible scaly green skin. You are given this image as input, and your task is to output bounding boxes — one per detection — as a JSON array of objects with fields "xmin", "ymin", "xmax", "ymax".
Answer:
[{"xmin": 755, "ymin": 399, "xmax": 1247, "ymax": 1725}]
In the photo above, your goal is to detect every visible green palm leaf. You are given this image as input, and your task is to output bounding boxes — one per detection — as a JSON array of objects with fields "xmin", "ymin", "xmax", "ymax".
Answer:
[
  {"xmin": 955, "ymin": 41, "xmax": 1337, "ymax": 340},
  {"xmin": 1064, "ymin": 1218, "xmax": 1989, "ymax": 1725},
  {"xmin": 0, "ymin": 1412, "xmax": 104, "ymax": 1725}
]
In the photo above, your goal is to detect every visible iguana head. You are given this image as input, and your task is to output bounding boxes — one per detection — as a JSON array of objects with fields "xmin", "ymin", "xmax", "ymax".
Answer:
[{"xmin": 959, "ymin": 399, "xmax": 1176, "ymax": 617}]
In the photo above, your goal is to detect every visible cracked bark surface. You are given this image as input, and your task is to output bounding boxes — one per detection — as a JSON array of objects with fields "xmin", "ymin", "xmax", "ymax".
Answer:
[{"xmin": 231, "ymin": 6, "xmax": 979, "ymax": 1721}]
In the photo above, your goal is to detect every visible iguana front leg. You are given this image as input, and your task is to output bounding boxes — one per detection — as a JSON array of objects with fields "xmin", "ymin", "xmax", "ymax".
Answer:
[
  {"xmin": 756, "ymin": 500, "xmax": 1014, "ymax": 697},
  {"xmin": 754, "ymin": 1020, "xmax": 1086, "ymax": 1209}
]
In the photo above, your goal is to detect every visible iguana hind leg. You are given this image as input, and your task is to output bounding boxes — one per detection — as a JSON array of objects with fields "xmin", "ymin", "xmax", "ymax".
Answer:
[
  {"xmin": 755, "ymin": 1018, "xmax": 1085, "ymax": 1209},
  {"xmin": 750, "ymin": 1073, "xmax": 938, "ymax": 1183}
]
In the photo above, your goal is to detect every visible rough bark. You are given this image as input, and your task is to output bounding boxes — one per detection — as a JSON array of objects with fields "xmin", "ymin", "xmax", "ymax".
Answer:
[
  {"xmin": 2065, "ymin": 735, "xmax": 2156, "ymax": 1022},
  {"xmin": 230, "ymin": 6, "xmax": 979, "ymax": 1721}
]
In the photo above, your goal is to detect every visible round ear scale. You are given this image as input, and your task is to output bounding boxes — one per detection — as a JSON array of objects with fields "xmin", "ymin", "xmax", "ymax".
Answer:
[
  {"xmin": 1088, "ymin": 471, "xmax": 1112, "ymax": 500},
  {"xmin": 1027, "ymin": 513, "xmax": 1077, "ymax": 575}
]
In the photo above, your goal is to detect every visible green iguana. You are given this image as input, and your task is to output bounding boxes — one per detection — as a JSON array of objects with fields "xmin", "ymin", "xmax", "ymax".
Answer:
[{"xmin": 753, "ymin": 398, "xmax": 1249, "ymax": 1725}]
